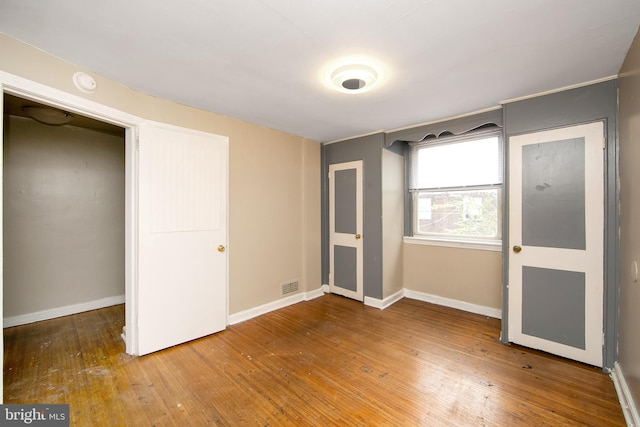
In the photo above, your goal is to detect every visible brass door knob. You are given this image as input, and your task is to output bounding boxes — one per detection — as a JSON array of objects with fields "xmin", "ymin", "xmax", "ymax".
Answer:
[
  {"xmin": 513, "ymin": 245, "xmax": 522, "ymax": 253},
  {"xmin": 217, "ymin": 245, "xmax": 226, "ymax": 252},
  {"xmin": 355, "ymin": 234, "xmax": 361, "ymax": 240}
]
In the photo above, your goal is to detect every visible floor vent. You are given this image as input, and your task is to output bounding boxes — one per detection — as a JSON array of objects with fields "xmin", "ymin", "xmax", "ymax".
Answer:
[{"xmin": 282, "ymin": 280, "xmax": 300, "ymax": 295}]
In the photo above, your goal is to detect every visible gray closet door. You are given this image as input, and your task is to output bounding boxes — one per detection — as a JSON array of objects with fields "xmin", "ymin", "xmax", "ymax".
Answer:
[
  {"xmin": 507, "ymin": 122, "xmax": 604, "ymax": 366},
  {"xmin": 329, "ymin": 161, "xmax": 363, "ymax": 301}
]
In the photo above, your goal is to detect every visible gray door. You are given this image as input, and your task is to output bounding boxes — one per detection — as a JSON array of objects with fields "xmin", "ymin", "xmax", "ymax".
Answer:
[
  {"xmin": 507, "ymin": 121, "xmax": 604, "ymax": 366},
  {"xmin": 329, "ymin": 161, "xmax": 363, "ymax": 301}
]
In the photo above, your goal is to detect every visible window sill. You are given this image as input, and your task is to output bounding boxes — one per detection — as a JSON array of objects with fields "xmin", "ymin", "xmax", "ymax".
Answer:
[{"xmin": 403, "ymin": 236, "xmax": 502, "ymax": 252}]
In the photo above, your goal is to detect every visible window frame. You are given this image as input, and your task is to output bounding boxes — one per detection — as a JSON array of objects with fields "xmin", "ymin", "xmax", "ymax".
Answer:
[{"xmin": 407, "ymin": 129, "xmax": 504, "ymax": 250}]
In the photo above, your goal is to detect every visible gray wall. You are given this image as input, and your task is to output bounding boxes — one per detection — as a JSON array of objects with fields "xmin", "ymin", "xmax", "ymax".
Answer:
[
  {"xmin": 322, "ymin": 133, "xmax": 383, "ymax": 299},
  {"xmin": 617, "ymin": 27, "xmax": 640, "ymax": 411},
  {"xmin": 502, "ymin": 80, "xmax": 618, "ymax": 369},
  {"xmin": 4, "ymin": 116, "xmax": 125, "ymax": 318}
]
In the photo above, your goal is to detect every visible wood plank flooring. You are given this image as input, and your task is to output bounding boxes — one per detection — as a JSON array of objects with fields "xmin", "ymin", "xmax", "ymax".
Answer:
[{"xmin": 4, "ymin": 294, "xmax": 626, "ymax": 426}]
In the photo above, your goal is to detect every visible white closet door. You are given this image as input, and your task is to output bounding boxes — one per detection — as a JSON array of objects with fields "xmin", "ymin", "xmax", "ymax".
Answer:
[{"xmin": 137, "ymin": 121, "xmax": 228, "ymax": 355}]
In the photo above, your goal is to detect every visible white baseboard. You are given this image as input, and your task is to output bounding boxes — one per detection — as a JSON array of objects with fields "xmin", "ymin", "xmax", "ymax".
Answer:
[
  {"xmin": 227, "ymin": 285, "xmax": 500, "ymax": 327},
  {"xmin": 228, "ymin": 287, "xmax": 327, "ymax": 326},
  {"xmin": 305, "ymin": 286, "xmax": 326, "ymax": 301},
  {"xmin": 612, "ymin": 361, "xmax": 639, "ymax": 427},
  {"xmin": 364, "ymin": 289, "xmax": 405, "ymax": 310},
  {"xmin": 403, "ymin": 289, "xmax": 502, "ymax": 319},
  {"xmin": 3, "ymin": 294, "xmax": 125, "ymax": 328}
]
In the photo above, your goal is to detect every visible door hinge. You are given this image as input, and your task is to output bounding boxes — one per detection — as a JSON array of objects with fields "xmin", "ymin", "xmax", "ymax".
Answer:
[
  {"xmin": 602, "ymin": 137, "xmax": 606, "ymax": 150},
  {"xmin": 602, "ymin": 332, "xmax": 606, "ymax": 346}
]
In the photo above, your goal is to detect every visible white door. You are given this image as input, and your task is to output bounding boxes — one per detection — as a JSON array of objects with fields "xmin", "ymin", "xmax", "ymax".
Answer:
[
  {"xmin": 329, "ymin": 161, "xmax": 363, "ymax": 301},
  {"xmin": 137, "ymin": 121, "xmax": 228, "ymax": 355},
  {"xmin": 508, "ymin": 121, "xmax": 604, "ymax": 366}
]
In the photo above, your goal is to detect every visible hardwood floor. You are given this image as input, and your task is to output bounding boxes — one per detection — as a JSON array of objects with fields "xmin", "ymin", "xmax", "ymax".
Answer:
[{"xmin": 4, "ymin": 294, "xmax": 625, "ymax": 426}]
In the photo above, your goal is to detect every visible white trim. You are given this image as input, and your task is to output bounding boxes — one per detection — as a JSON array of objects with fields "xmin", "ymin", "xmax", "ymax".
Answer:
[
  {"xmin": 229, "ymin": 286, "xmax": 500, "ymax": 327},
  {"xmin": 0, "ymin": 70, "xmax": 142, "ymax": 356},
  {"xmin": 228, "ymin": 288, "xmax": 325, "ymax": 326},
  {"xmin": 0, "ymin": 71, "xmax": 142, "ymax": 127},
  {"xmin": 321, "ymin": 284, "xmax": 330, "ymax": 293},
  {"xmin": 325, "ymin": 106, "xmax": 502, "ymax": 144},
  {"xmin": 326, "ymin": 78, "xmax": 617, "ymax": 145},
  {"xmin": 324, "ymin": 104, "xmax": 501, "ymax": 144},
  {"xmin": 507, "ymin": 122, "xmax": 604, "ymax": 367},
  {"xmin": 3, "ymin": 295, "xmax": 125, "ymax": 328},
  {"xmin": 386, "ymin": 105, "xmax": 503, "ymax": 135},
  {"xmin": 404, "ymin": 236, "xmax": 502, "ymax": 252},
  {"xmin": 325, "ymin": 78, "xmax": 616, "ymax": 145},
  {"xmin": 305, "ymin": 286, "xmax": 327, "ymax": 301},
  {"xmin": 500, "ymin": 76, "xmax": 617, "ymax": 105},
  {"xmin": 324, "ymin": 129, "xmax": 385, "ymax": 145},
  {"xmin": 329, "ymin": 160, "xmax": 364, "ymax": 301},
  {"xmin": 404, "ymin": 289, "xmax": 502, "ymax": 319},
  {"xmin": 364, "ymin": 289, "xmax": 405, "ymax": 310},
  {"xmin": 611, "ymin": 362, "xmax": 640, "ymax": 427}
]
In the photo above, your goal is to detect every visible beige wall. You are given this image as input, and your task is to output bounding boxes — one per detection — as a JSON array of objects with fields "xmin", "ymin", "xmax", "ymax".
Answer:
[
  {"xmin": 302, "ymin": 139, "xmax": 322, "ymax": 295},
  {"xmin": 0, "ymin": 34, "xmax": 321, "ymax": 316},
  {"xmin": 4, "ymin": 116, "xmax": 125, "ymax": 317},
  {"xmin": 403, "ymin": 244, "xmax": 502, "ymax": 311},
  {"xmin": 382, "ymin": 149, "xmax": 404, "ymax": 298},
  {"xmin": 617, "ymin": 27, "xmax": 640, "ymax": 405}
]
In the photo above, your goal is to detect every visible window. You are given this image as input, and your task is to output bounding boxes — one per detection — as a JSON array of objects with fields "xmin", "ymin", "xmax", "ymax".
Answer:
[{"xmin": 410, "ymin": 131, "xmax": 503, "ymax": 243}]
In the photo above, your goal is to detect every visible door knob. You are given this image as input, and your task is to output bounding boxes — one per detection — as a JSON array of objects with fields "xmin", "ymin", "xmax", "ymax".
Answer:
[
  {"xmin": 217, "ymin": 245, "xmax": 226, "ymax": 252},
  {"xmin": 513, "ymin": 245, "xmax": 522, "ymax": 253},
  {"xmin": 355, "ymin": 234, "xmax": 361, "ymax": 240}
]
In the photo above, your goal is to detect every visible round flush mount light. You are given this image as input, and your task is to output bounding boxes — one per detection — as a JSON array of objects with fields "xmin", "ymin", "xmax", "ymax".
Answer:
[
  {"xmin": 323, "ymin": 57, "xmax": 385, "ymax": 95},
  {"xmin": 22, "ymin": 106, "xmax": 74, "ymax": 125},
  {"xmin": 331, "ymin": 64, "xmax": 378, "ymax": 94}
]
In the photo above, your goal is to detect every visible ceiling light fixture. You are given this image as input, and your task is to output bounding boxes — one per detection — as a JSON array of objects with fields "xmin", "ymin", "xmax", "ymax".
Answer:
[
  {"xmin": 323, "ymin": 57, "xmax": 385, "ymax": 95},
  {"xmin": 331, "ymin": 64, "xmax": 378, "ymax": 93},
  {"xmin": 22, "ymin": 106, "xmax": 74, "ymax": 126}
]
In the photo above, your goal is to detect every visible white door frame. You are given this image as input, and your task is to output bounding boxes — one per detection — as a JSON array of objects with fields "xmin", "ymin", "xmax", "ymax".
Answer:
[
  {"xmin": 328, "ymin": 160, "xmax": 364, "ymax": 301},
  {"xmin": 507, "ymin": 121, "xmax": 604, "ymax": 366},
  {"xmin": 0, "ymin": 71, "xmax": 144, "ymax": 358}
]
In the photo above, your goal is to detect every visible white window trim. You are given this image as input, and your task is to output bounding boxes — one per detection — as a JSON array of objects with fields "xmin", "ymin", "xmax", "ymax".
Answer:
[
  {"xmin": 404, "ymin": 236, "xmax": 502, "ymax": 252},
  {"xmin": 409, "ymin": 129, "xmax": 503, "ymax": 246}
]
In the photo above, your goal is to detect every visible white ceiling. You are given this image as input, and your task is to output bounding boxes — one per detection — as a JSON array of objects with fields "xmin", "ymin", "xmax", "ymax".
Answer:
[{"xmin": 1, "ymin": 0, "xmax": 639, "ymax": 142}]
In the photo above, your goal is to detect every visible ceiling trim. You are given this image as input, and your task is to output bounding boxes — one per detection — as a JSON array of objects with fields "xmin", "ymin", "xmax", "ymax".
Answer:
[
  {"xmin": 385, "ymin": 105, "xmax": 503, "ymax": 135},
  {"xmin": 324, "ymin": 129, "xmax": 386, "ymax": 145},
  {"xmin": 500, "ymin": 75, "xmax": 618, "ymax": 105}
]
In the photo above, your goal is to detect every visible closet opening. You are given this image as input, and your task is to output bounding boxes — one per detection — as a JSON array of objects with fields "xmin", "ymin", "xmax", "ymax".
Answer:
[{"xmin": 3, "ymin": 93, "xmax": 126, "ymax": 337}]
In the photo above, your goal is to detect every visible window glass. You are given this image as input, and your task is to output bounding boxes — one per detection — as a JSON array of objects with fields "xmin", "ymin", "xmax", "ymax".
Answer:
[
  {"xmin": 413, "ymin": 136, "xmax": 501, "ymax": 189},
  {"xmin": 414, "ymin": 189, "xmax": 500, "ymax": 239},
  {"xmin": 411, "ymin": 132, "xmax": 502, "ymax": 241}
]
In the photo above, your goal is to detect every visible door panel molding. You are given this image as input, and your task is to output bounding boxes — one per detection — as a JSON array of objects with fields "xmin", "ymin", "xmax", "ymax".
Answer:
[
  {"xmin": 137, "ymin": 121, "xmax": 228, "ymax": 355},
  {"xmin": 507, "ymin": 121, "xmax": 604, "ymax": 366},
  {"xmin": 329, "ymin": 160, "xmax": 363, "ymax": 301}
]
